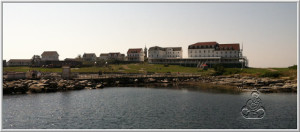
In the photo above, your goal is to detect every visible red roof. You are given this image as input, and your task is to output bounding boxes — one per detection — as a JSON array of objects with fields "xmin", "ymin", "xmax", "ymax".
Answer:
[
  {"xmin": 218, "ymin": 44, "xmax": 240, "ymax": 50},
  {"xmin": 201, "ymin": 64, "xmax": 208, "ymax": 66},
  {"xmin": 127, "ymin": 48, "xmax": 142, "ymax": 53},
  {"xmin": 190, "ymin": 42, "xmax": 218, "ymax": 46}
]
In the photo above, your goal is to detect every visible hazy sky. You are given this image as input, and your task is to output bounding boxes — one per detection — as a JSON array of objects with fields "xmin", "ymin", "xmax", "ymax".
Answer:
[{"xmin": 3, "ymin": 3, "xmax": 297, "ymax": 67}]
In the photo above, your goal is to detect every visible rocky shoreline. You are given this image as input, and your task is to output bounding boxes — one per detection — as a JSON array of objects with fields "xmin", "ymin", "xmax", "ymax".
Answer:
[
  {"xmin": 2, "ymin": 74, "xmax": 297, "ymax": 95},
  {"xmin": 191, "ymin": 75, "xmax": 297, "ymax": 93},
  {"xmin": 3, "ymin": 79, "xmax": 104, "ymax": 95}
]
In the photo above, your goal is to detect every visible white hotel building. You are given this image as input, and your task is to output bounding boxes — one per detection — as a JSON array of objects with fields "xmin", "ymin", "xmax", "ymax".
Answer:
[
  {"xmin": 149, "ymin": 41, "xmax": 247, "ymax": 68},
  {"xmin": 148, "ymin": 46, "xmax": 182, "ymax": 60},
  {"xmin": 188, "ymin": 42, "xmax": 240, "ymax": 58}
]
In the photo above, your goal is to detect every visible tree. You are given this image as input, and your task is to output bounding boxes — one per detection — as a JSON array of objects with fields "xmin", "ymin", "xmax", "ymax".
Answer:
[{"xmin": 75, "ymin": 54, "xmax": 82, "ymax": 61}]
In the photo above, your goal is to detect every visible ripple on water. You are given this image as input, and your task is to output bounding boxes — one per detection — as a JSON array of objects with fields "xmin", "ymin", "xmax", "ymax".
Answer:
[{"xmin": 2, "ymin": 87, "xmax": 297, "ymax": 129}]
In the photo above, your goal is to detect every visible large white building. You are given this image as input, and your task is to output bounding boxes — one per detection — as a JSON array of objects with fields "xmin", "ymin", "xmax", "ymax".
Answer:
[
  {"xmin": 148, "ymin": 46, "xmax": 182, "ymax": 59},
  {"xmin": 127, "ymin": 48, "xmax": 144, "ymax": 62},
  {"xmin": 188, "ymin": 42, "xmax": 240, "ymax": 58}
]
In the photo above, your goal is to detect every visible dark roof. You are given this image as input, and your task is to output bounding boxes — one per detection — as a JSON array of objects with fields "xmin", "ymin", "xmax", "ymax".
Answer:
[
  {"xmin": 8, "ymin": 59, "xmax": 31, "ymax": 63},
  {"xmin": 166, "ymin": 47, "xmax": 182, "ymax": 51},
  {"xmin": 41, "ymin": 51, "xmax": 59, "ymax": 56},
  {"xmin": 100, "ymin": 53, "xmax": 109, "ymax": 56},
  {"xmin": 149, "ymin": 46, "xmax": 182, "ymax": 51},
  {"xmin": 83, "ymin": 53, "xmax": 96, "ymax": 57},
  {"xmin": 190, "ymin": 42, "xmax": 218, "ymax": 46},
  {"xmin": 109, "ymin": 52, "xmax": 121, "ymax": 56},
  {"xmin": 149, "ymin": 46, "xmax": 165, "ymax": 51},
  {"xmin": 64, "ymin": 58, "xmax": 77, "ymax": 61},
  {"xmin": 127, "ymin": 48, "xmax": 143, "ymax": 53},
  {"xmin": 218, "ymin": 44, "xmax": 240, "ymax": 50}
]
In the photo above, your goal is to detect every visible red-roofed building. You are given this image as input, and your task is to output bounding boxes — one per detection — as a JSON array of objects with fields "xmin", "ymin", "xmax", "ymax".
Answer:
[
  {"xmin": 188, "ymin": 42, "xmax": 240, "ymax": 58},
  {"xmin": 127, "ymin": 48, "xmax": 144, "ymax": 62}
]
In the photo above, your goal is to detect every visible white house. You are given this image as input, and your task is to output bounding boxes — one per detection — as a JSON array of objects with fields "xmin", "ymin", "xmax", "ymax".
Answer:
[
  {"xmin": 188, "ymin": 42, "xmax": 240, "ymax": 58},
  {"xmin": 99, "ymin": 53, "xmax": 109, "ymax": 60},
  {"xmin": 148, "ymin": 46, "xmax": 182, "ymax": 59},
  {"xmin": 41, "ymin": 51, "xmax": 59, "ymax": 61},
  {"xmin": 82, "ymin": 53, "xmax": 97, "ymax": 61},
  {"xmin": 99, "ymin": 52, "xmax": 125, "ymax": 61},
  {"xmin": 127, "ymin": 48, "xmax": 144, "ymax": 62}
]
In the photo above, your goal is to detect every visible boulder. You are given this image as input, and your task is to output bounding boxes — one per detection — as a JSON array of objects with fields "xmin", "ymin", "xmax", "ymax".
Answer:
[
  {"xmin": 29, "ymin": 84, "xmax": 44, "ymax": 93},
  {"xmin": 14, "ymin": 84, "xmax": 28, "ymax": 94},
  {"xmin": 275, "ymin": 83, "xmax": 284, "ymax": 86},
  {"xmin": 243, "ymin": 80, "xmax": 256, "ymax": 86},
  {"xmin": 95, "ymin": 84, "xmax": 104, "ymax": 89}
]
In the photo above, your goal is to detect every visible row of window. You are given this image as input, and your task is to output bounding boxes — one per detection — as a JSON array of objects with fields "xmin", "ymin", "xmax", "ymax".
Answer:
[
  {"xmin": 150, "ymin": 55, "xmax": 180, "ymax": 58},
  {"xmin": 190, "ymin": 55, "xmax": 238, "ymax": 57},
  {"xmin": 151, "ymin": 51, "xmax": 181, "ymax": 54},
  {"xmin": 128, "ymin": 54, "xmax": 143, "ymax": 57},
  {"xmin": 190, "ymin": 50, "xmax": 237, "ymax": 54}
]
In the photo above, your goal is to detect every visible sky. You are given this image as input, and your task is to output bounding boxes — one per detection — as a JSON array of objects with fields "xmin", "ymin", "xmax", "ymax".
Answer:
[{"xmin": 2, "ymin": 3, "xmax": 298, "ymax": 68}]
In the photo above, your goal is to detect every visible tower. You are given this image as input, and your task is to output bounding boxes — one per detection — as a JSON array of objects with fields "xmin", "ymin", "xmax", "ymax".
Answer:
[{"xmin": 144, "ymin": 45, "xmax": 148, "ymax": 58}]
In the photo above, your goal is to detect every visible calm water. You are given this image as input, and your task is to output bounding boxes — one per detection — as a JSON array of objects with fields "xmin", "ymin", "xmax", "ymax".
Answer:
[{"xmin": 2, "ymin": 87, "xmax": 297, "ymax": 129}]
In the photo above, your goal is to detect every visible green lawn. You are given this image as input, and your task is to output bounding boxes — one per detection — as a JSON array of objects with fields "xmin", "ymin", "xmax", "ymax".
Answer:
[
  {"xmin": 3, "ymin": 64, "xmax": 214, "ymax": 75},
  {"xmin": 3, "ymin": 64, "xmax": 297, "ymax": 79}
]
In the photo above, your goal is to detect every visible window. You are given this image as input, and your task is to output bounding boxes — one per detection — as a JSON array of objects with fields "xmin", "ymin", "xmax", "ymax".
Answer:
[
  {"xmin": 204, "ymin": 50, "xmax": 206, "ymax": 53},
  {"xmin": 208, "ymin": 50, "xmax": 210, "ymax": 53}
]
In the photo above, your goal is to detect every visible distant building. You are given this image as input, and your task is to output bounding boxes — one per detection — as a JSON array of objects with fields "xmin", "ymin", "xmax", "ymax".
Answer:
[
  {"xmin": 188, "ymin": 41, "xmax": 240, "ymax": 58},
  {"xmin": 7, "ymin": 59, "xmax": 32, "ymax": 66},
  {"xmin": 41, "ymin": 51, "xmax": 59, "ymax": 61},
  {"xmin": 108, "ymin": 52, "xmax": 125, "ymax": 61},
  {"xmin": 149, "ymin": 41, "xmax": 247, "ymax": 68},
  {"xmin": 127, "ymin": 48, "xmax": 144, "ymax": 62},
  {"xmin": 82, "ymin": 53, "xmax": 97, "ymax": 61},
  {"xmin": 148, "ymin": 46, "xmax": 182, "ymax": 59},
  {"xmin": 99, "ymin": 53, "xmax": 109, "ymax": 60},
  {"xmin": 99, "ymin": 52, "xmax": 125, "ymax": 61},
  {"xmin": 64, "ymin": 58, "xmax": 77, "ymax": 61}
]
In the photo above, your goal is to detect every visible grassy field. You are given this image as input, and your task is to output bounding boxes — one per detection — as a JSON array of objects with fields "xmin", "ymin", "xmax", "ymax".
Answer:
[
  {"xmin": 3, "ymin": 64, "xmax": 297, "ymax": 79},
  {"xmin": 3, "ymin": 64, "xmax": 213, "ymax": 75}
]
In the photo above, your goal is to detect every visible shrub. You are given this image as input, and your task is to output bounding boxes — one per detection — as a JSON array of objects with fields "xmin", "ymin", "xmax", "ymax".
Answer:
[
  {"xmin": 259, "ymin": 71, "xmax": 282, "ymax": 78},
  {"xmin": 224, "ymin": 68, "xmax": 241, "ymax": 75},
  {"xmin": 288, "ymin": 65, "xmax": 297, "ymax": 70},
  {"xmin": 213, "ymin": 64, "xmax": 225, "ymax": 75}
]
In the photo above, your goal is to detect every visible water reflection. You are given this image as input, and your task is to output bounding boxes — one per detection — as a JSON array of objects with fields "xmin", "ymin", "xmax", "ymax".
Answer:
[{"xmin": 117, "ymin": 83, "xmax": 242, "ymax": 94}]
